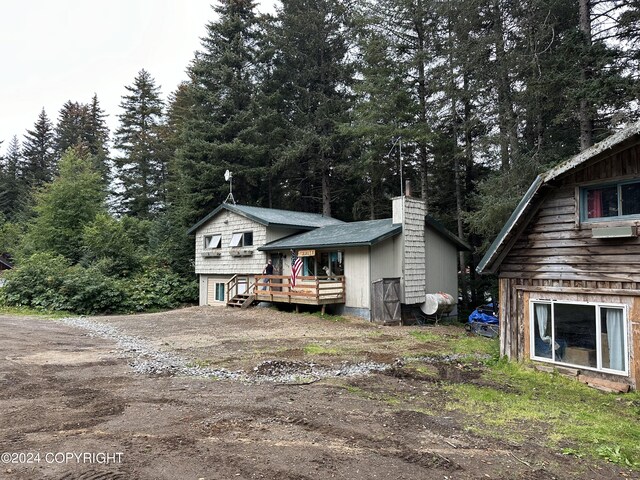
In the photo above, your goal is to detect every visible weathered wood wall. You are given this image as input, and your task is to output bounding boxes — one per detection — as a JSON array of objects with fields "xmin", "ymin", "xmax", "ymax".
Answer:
[{"xmin": 499, "ymin": 143, "xmax": 640, "ymax": 388}]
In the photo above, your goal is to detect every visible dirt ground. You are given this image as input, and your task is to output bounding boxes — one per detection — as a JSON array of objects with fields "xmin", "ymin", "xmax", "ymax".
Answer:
[{"xmin": 0, "ymin": 306, "xmax": 634, "ymax": 480}]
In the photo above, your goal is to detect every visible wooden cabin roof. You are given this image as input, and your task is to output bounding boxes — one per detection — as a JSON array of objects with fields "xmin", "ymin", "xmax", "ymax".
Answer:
[{"xmin": 478, "ymin": 121, "xmax": 640, "ymax": 274}]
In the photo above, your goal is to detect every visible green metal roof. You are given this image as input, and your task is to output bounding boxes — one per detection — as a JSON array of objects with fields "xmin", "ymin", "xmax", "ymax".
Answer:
[
  {"xmin": 477, "ymin": 121, "xmax": 640, "ymax": 274},
  {"xmin": 260, "ymin": 219, "xmax": 402, "ymax": 250},
  {"xmin": 425, "ymin": 215, "xmax": 471, "ymax": 251},
  {"xmin": 187, "ymin": 203, "xmax": 344, "ymax": 235}
]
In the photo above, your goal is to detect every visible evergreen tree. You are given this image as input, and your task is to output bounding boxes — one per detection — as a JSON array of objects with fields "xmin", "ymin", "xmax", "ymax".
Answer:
[
  {"xmin": 55, "ymin": 101, "xmax": 88, "ymax": 155},
  {"xmin": 85, "ymin": 94, "xmax": 111, "ymax": 182},
  {"xmin": 113, "ymin": 69, "xmax": 167, "ymax": 218},
  {"xmin": 268, "ymin": 0, "xmax": 355, "ymax": 216},
  {"xmin": 173, "ymin": 0, "xmax": 264, "ymax": 225},
  {"xmin": 55, "ymin": 95, "xmax": 110, "ymax": 182},
  {"xmin": 0, "ymin": 136, "xmax": 27, "ymax": 219},
  {"xmin": 22, "ymin": 108, "xmax": 56, "ymax": 187}
]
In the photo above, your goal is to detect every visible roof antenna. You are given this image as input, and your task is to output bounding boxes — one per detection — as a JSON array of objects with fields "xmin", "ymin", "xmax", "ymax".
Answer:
[
  {"xmin": 224, "ymin": 169, "xmax": 236, "ymax": 204},
  {"xmin": 387, "ymin": 136, "xmax": 403, "ymax": 196}
]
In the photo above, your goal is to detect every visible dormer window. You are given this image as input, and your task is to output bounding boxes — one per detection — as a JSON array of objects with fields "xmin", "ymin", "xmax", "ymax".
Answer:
[
  {"xmin": 230, "ymin": 231, "xmax": 253, "ymax": 247},
  {"xmin": 204, "ymin": 234, "xmax": 222, "ymax": 249},
  {"xmin": 582, "ymin": 180, "xmax": 640, "ymax": 221}
]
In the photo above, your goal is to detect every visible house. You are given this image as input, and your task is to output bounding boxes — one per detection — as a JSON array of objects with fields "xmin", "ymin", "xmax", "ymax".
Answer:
[
  {"xmin": 188, "ymin": 195, "xmax": 469, "ymax": 322},
  {"xmin": 478, "ymin": 122, "xmax": 640, "ymax": 390},
  {"xmin": 0, "ymin": 255, "xmax": 12, "ymax": 286}
]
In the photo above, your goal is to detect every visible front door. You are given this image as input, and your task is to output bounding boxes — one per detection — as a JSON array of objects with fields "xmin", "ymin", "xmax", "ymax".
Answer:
[{"xmin": 270, "ymin": 253, "xmax": 284, "ymax": 274}]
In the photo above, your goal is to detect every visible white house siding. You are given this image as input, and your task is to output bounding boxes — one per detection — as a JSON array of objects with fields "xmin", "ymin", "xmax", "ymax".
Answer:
[
  {"xmin": 425, "ymin": 229, "xmax": 458, "ymax": 300},
  {"xmin": 370, "ymin": 236, "xmax": 401, "ymax": 283},
  {"xmin": 195, "ymin": 210, "xmax": 268, "ymax": 275},
  {"xmin": 344, "ymin": 246, "xmax": 371, "ymax": 309},
  {"xmin": 198, "ymin": 274, "xmax": 233, "ymax": 305}
]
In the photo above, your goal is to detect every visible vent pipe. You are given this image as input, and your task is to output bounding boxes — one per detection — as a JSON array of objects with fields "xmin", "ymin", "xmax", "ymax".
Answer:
[{"xmin": 405, "ymin": 180, "xmax": 412, "ymax": 197}]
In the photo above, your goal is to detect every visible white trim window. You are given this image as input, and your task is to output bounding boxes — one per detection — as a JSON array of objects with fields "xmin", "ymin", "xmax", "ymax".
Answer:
[
  {"xmin": 530, "ymin": 300, "xmax": 628, "ymax": 375},
  {"xmin": 215, "ymin": 283, "xmax": 225, "ymax": 302},
  {"xmin": 204, "ymin": 234, "xmax": 222, "ymax": 249},
  {"xmin": 229, "ymin": 231, "xmax": 253, "ymax": 247}
]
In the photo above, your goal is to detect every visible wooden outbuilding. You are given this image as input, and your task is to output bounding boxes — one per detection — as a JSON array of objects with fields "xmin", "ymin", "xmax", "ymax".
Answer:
[{"xmin": 478, "ymin": 122, "xmax": 640, "ymax": 391}]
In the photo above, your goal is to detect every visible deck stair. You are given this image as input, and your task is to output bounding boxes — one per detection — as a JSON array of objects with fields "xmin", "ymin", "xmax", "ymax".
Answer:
[{"xmin": 227, "ymin": 293, "xmax": 257, "ymax": 309}]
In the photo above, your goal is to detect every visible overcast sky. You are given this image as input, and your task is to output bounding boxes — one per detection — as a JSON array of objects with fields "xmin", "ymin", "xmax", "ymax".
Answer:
[{"xmin": 0, "ymin": 0, "xmax": 276, "ymax": 156}]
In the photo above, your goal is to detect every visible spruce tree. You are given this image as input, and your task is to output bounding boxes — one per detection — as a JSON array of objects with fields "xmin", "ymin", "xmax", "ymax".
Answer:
[
  {"xmin": 0, "ymin": 136, "xmax": 27, "ymax": 219},
  {"xmin": 22, "ymin": 108, "xmax": 56, "ymax": 187},
  {"xmin": 268, "ymin": 0, "xmax": 355, "ymax": 217},
  {"xmin": 113, "ymin": 69, "xmax": 167, "ymax": 218},
  {"xmin": 173, "ymin": 0, "xmax": 264, "ymax": 224},
  {"xmin": 55, "ymin": 96, "xmax": 110, "ymax": 183}
]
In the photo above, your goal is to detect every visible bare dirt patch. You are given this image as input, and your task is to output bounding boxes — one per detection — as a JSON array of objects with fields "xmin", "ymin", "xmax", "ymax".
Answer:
[{"xmin": 0, "ymin": 308, "xmax": 632, "ymax": 479}]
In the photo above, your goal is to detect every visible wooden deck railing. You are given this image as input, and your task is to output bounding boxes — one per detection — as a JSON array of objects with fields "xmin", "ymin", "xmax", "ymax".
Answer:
[
  {"xmin": 226, "ymin": 274, "xmax": 253, "ymax": 301},
  {"xmin": 253, "ymin": 275, "xmax": 345, "ymax": 305}
]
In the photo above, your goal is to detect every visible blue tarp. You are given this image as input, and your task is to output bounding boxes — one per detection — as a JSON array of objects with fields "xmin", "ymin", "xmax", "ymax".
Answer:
[{"xmin": 468, "ymin": 303, "xmax": 499, "ymax": 324}]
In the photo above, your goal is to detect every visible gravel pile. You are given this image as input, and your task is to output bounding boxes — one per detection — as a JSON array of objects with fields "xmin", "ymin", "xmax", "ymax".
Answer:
[
  {"xmin": 253, "ymin": 359, "xmax": 389, "ymax": 383},
  {"xmin": 59, "ymin": 317, "xmax": 243, "ymax": 380},
  {"xmin": 58, "ymin": 317, "xmax": 390, "ymax": 383},
  {"xmin": 401, "ymin": 353, "xmax": 492, "ymax": 364}
]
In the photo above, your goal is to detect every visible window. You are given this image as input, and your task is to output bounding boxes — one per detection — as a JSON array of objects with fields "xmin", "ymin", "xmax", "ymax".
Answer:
[
  {"xmin": 229, "ymin": 231, "xmax": 253, "ymax": 247},
  {"xmin": 319, "ymin": 251, "xmax": 344, "ymax": 276},
  {"xmin": 530, "ymin": 300, "xmax": 627, "ymax": 374},
  {"xmin": 215, "ymin": 283, "xmax": 225, "ymax": 302},
  {"xmin": 583, "ymin": 180, "xmax": 640, "ymax": 220},
  {"xmin": 203, "ymin": 234, "xmax": 221, "ymax": 249}
]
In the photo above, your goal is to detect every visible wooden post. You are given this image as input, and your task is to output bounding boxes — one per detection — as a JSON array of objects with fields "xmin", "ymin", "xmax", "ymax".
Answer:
[{"xmin": 321, "ymin": 305, "xmax": 326, "ymax": 316}]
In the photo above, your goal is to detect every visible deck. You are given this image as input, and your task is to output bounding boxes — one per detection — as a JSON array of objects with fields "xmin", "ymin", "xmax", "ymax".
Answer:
[{"xmin": 226, "ymin": 274, "xmax": 345, "ymax": 307}]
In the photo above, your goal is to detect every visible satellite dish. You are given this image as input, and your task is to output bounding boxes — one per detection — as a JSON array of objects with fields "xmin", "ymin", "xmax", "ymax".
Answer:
[{"xmin": 224, "ymin": 170, "xmax": 231, "ymax": 182}]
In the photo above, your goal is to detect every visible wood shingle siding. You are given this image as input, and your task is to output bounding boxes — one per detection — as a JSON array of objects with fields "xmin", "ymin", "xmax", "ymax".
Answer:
[
  {"xmin": 195, "ymin": 210, "xmax": 268, "ymax": 275},
  {"xmin": 400, "ymin": 197, "xmax": 426, "ymax": 304}
]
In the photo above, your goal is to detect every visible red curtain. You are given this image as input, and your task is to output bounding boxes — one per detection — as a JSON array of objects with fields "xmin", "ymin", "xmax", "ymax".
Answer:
[{"xmin": 587, "ymin": 190, "xmax": 603, "ymax": 218}]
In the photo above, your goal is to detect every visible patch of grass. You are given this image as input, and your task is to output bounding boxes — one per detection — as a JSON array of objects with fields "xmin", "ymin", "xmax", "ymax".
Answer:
[
  {"xmin": 308, "ymin": 311, "xmax": 349, "ymax": 322},
  {"xmin": 409, "ymin": 327, "xmax": 499, "ymax": 359},
  {"xmin": 409, "ymin": 330, "xmax": 440, "ymax": 342},
  {"xmin": 449, "ymin": 335, "xmax": 499, "ymax": 357},
  {"xmin": 303, "ymin": 343, "xmax": 340, "ymax": 356},
  {"xmin": 0, "ymin": 305, "xmax": 73, "ymax": 318},
  {"xmin": 444, "ymin": 359, "xmax": 640, "ymax": 467}
]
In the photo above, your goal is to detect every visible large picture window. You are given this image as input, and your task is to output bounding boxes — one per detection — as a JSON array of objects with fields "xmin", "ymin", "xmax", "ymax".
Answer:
[
  {"xmin": 530, "ymin": 300, "xmax": 627, "ymax": 374},
  {"xmin": 583, "ymin": 180, "xmax": 640, "ymax": 220}
]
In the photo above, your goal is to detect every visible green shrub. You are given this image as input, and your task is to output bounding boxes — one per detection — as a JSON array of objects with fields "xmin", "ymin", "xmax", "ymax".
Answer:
[
  {"xmin": 1, "ymin": 254, "xmax": 196, "ymax": 315},
  {"xmin": 0, "ymin": 252, "xmax": 69, "ymax": 311},
  {"xmin": 59, "ymin": 265, "xmax": 126, "ymax": 314},
  {"xmin": 120, "ymin": 267, "xmax": 198, "ymax": 312}
]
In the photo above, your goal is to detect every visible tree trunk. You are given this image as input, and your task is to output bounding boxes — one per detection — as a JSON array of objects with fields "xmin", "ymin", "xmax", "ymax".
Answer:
[
  {"xmin": 322, "ymin": 166, "xmax": 331, "ymax": 217},
  {"xmin": 579, "ymin": 0, "xmax": 593, "ymax": 150},
  {"xmin": 415, "ymin": 18, "xmax": 429, "ymax": 202},
  {"xmin": 494, "ymin": 0, "xmax": 517, "ymax": 170}
]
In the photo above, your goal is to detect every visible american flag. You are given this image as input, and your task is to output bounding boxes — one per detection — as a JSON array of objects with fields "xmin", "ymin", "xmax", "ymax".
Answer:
[{"xmin": 291, "ymin": 249, "xmax": 303, "ymax": 288}]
